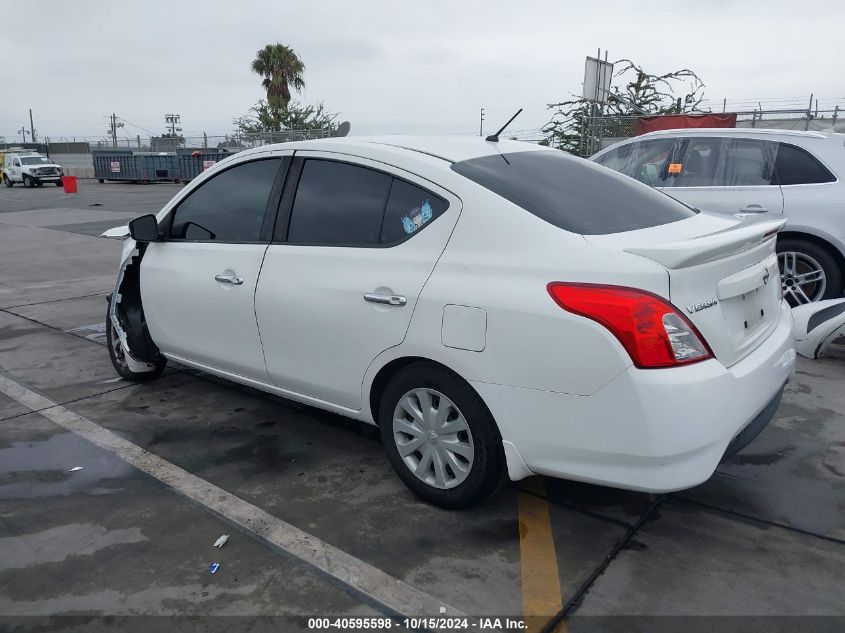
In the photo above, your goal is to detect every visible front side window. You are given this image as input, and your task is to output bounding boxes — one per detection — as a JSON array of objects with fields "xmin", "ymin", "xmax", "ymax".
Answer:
[
  {"xmin": 773, "ymin": 143, "xmax": 836, "ymax": 185},
  {"xmin": 595, "ymin": 139, "xmax": 679, "ymax": 187},
  {"xmin": 169, "ymin": 158, "xmax": 282, "ymax": 242},
  {"xmin": 671, "ymin": 138, "xmax": 722, "ymax": 187},
  {"xmin": 592, "ymin": 144, "xmax": 633, "ymax": 174},
  {"xmin": 453, "ymin": 150, "xmax": 696, "ymax": 235}
]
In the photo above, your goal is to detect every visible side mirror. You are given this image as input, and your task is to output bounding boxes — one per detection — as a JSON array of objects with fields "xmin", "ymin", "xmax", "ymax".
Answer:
[{"xmin": 128, "ymin": 214, "xmax": 159, "ymax": 242}]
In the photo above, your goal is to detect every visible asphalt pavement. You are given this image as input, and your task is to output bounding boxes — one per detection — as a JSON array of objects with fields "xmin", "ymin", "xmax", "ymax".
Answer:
[{"xmin": 1, "ymin": 182, "xmax": 844, "ymax": 632}]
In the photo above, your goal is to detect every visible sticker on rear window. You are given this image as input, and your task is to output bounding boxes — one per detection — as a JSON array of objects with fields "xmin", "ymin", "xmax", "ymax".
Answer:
[{"xmin": 401, "ymin": 200, "xmax": 433, "ymax": 235}]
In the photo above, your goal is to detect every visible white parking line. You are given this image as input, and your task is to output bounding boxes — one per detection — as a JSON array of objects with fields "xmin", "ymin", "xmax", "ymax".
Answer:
[{"xmin": 0, "ymin": 372, "xmax": 465, "ymax": 618}]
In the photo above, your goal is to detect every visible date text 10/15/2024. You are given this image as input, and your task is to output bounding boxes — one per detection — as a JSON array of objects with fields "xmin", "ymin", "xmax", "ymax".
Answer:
[{"xmin": 307, "ymin": 617, "xmax": 528, "ymax": 630}]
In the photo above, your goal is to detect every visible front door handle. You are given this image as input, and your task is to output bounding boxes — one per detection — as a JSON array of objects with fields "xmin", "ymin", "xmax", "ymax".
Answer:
[
  {"xmin": 215, "ymin": 273, "xmax": 244, "ymax": 285},
  {"xmin": 364, "ymin": 293, "xmax": 407, "ymax": 306}
]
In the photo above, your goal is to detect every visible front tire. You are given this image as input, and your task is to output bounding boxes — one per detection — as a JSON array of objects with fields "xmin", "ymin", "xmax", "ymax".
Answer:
[
  {"xmin": 777, "ymin": 239, "xmax": 843, "ymax": 305},
  {"xmin": 106, "ymin": 310, "xmax": 166, "ymax": 382},
  {"xmin": 56, "ymin": 181, "xmax": 63, "ymax": 187},
  {"xmin": 23, "ymin": 175, "xmax": 33, "ymax": 188},
  {"xmin": 378, "ymin": 363, "xmax": 506, "ymax": 509}
]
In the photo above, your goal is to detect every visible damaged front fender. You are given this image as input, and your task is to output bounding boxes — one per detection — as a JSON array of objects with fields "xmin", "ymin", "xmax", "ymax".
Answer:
[{"xmin": 107, "ymin": 243, "xmax": 162, "ymax": 374}]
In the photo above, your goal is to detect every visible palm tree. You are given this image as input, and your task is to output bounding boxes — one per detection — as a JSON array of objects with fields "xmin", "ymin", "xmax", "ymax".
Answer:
[{"xmin": 250, "ymin": 43, "xmax": 305, "ymax": 128}]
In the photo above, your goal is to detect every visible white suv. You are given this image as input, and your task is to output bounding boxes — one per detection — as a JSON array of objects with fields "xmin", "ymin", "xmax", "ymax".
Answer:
[{"xmin": 591, "ymin": 129, "xmax": 845, "ymax": 305}]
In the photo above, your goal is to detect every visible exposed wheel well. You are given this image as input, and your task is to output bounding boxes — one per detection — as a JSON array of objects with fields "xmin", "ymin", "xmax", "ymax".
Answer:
[
  {"xmin": 779, "ymin": 231, "xmax": 845, "ymax": 272},
  {"xmin": 368, "ymin": 356, "xmax": 485, "ymax": 427}
]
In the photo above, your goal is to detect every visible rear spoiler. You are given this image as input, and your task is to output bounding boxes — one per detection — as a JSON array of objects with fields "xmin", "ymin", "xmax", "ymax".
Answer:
[{"xmin": 624, "ymin": 217, "xmax": 786, "ymax": 269}]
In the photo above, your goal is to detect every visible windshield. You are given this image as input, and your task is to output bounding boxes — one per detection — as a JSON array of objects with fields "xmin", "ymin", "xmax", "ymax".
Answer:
[
  {"xmin": 20, "ymin": 157, "xmax": 53, "ymax": 165},
  {"xmin": 451, "ymin": 150, "xmax": 697, "ymax": 235}
]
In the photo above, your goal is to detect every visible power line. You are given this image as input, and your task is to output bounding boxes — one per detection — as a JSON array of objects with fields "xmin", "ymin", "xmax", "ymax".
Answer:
[{"xmin": 117, "ymin": 117, "xmax": 157, "ymax": 136}]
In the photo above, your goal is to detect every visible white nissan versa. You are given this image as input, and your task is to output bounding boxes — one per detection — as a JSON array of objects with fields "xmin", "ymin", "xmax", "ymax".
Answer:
[{"xmin": 104, "ymin": 136, "xmax": 796, "ymax": 508}]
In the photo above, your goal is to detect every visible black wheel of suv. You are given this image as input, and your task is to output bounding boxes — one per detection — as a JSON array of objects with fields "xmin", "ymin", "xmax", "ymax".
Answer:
[
  {"xmin": 2, "ymin": 174, "xmax": 12, "ymax": 188},
  {"xmin": 777, "ymin": 238, "xmax": 843, "ymax": 305},
  {"xmin": 105, "ymin": 309, "xmax": 167, "ymax": 382},
  {"xmin": 23, "ymin": 175, "xmax": 33, "ymax": 188},
  {"xmin": 55, "ymin": 181, "xmax": 63, "ymax": 187},
  {"xmin": 378, "ymin": 362, "xmax": 507, "ymax": 509}
]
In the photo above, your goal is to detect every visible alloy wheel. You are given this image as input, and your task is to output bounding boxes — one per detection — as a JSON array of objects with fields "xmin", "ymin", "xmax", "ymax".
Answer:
[
  {"xmin": 778, "ymin": 250, "xmax": 826, "ymax": 305},
  {"xmin": 392, "ymin": 388, "xmax": 474, "ymax": 489}
]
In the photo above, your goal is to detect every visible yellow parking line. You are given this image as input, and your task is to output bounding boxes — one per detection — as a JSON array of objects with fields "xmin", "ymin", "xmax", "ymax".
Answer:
[{"xmin": 518, "ymin": 477, "xmax": 565, "ymax": 633}]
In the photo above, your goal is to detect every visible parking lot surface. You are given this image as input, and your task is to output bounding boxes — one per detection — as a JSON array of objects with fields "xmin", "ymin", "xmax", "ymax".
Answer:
[{"xmin": 1, "ymin": 183, "xmax": 844, "ymax": 630}]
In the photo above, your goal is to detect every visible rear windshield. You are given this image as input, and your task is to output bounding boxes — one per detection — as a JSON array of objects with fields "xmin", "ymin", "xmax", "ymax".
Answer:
[{"xmin": 451, "ymin": 150, "xmax": 696, "ymax": 235}]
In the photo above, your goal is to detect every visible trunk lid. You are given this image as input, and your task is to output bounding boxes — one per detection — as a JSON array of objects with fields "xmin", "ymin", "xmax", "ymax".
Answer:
[{"xmin": 586, "ymin": 212, "xmax": 785, "ymax": 367}]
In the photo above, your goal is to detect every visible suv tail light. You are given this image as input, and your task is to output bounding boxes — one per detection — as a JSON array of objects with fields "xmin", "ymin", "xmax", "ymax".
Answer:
[{"xmin": 547, "ymin": 283, "xmax": 713, "ymax": 369}]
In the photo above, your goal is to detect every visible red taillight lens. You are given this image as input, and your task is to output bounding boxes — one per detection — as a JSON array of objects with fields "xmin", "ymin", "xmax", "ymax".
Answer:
[{"xmin": 547, "ymin": 283, "xmax": 713, "ymax": 369}]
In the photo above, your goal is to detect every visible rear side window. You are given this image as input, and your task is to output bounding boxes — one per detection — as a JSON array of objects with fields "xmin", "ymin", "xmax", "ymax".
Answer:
[
  {"xmin": 286, "ymin": 159, "xmax": 448, "ymax": 246},
  {"xmin": 380, "ymin": 179, "xmax": 449, "ymax": 244},
  {"xmin": 717, "ymin": 139, "xmax": 777, "ymax": 186},
  {"xmin": 773, "ymin": 143, "xmax": 836, "ymax": 185},
  {"xmin": 170, "ymin": 158, "xmax": 282, "ymax": 242},
  {"xmin": 287, "ymin": 160, "xmax": 391, "ymax": 245},
  {"xmin": 452, "ymin": 151, "xmax": 695, "ymax": 235}
]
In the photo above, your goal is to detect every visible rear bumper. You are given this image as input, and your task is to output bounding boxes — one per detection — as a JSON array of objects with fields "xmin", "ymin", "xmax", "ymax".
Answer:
[{"xmin": 474, "ymin": 300, "xmax": 796, "ymax": 492}]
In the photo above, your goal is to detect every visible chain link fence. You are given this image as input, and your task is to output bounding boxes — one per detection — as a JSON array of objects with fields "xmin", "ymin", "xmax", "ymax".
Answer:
[{"xmin": 41, "ymin": 129, "xmax": 336, "ymax": 154}]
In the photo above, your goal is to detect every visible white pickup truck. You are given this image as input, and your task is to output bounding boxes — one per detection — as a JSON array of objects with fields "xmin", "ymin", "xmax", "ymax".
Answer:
[{"xmin": 1, "ymin": 151, "xmax": 64, "ymax": 187}]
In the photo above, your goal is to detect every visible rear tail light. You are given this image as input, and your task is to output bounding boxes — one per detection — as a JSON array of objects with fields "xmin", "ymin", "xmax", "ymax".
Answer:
[{"xmin": 547, "ymin": 283, "xmax": 713, "ymax": 369}]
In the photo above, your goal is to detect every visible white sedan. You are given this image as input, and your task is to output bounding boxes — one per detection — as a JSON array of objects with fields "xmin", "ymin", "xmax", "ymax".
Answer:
[{"xmin": 105, "ymin": 136, "xmax": 796, "ymax": 508}]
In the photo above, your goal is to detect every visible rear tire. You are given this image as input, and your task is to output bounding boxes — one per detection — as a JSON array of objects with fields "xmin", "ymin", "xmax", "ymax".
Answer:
[
  {"xmin": 777, "ymin": 238, "xmax": 843, "ymax": 305},
  {"xmin": 2, "ymin": 174, "xmax": 12, "ymax": 188},
  {"xmin": 378, "ymin": 363, "xmax": 506, "ymax": 509},
  {"xmin": 106, "ymin": 309, "xmax": 167, "ymax": 382},
  {"xmin": 98, "ymin": 179, "xmax": 105, "ymax": 184}
]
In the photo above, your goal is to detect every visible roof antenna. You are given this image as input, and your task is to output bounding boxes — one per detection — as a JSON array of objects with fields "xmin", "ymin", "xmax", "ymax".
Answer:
[{"xmin": 485, "ymin": 108, "xmax": 523, "ymax": 142}]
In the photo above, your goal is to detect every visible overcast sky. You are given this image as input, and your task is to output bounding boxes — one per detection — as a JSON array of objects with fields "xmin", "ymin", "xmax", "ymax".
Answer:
[{"xmin": 4, "ymin": 0, "xmax": 843, "ymax": 144}]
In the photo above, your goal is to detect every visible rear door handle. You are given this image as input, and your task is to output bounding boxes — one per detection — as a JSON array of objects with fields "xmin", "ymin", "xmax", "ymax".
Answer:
[
  {"xmin": 215, "ymin": 273, "xmax": 244, "ymax": 285},
  {"xmin": 739, "ymin": 204, "xmax": 767, "ymax": 213},
  {"xmin": 364, "ymin": 293, "xmax": 407, "ymax": 306}
]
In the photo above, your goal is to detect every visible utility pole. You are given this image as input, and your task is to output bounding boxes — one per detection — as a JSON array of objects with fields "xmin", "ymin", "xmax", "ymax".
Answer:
[
  {"xmin": 164, "ymin": 114, "xmax": 182, "ymax": 136},
  {"xmin": 106, "ymin": 113, "xmax": 124, "ymax": 148},
  {"xmin": 479, "ymin": 108, "xmax": 485, "ymax": 137},
  {"xmin": 29, "ymin": 109, "xmax": 36, "ymax": 142}
]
